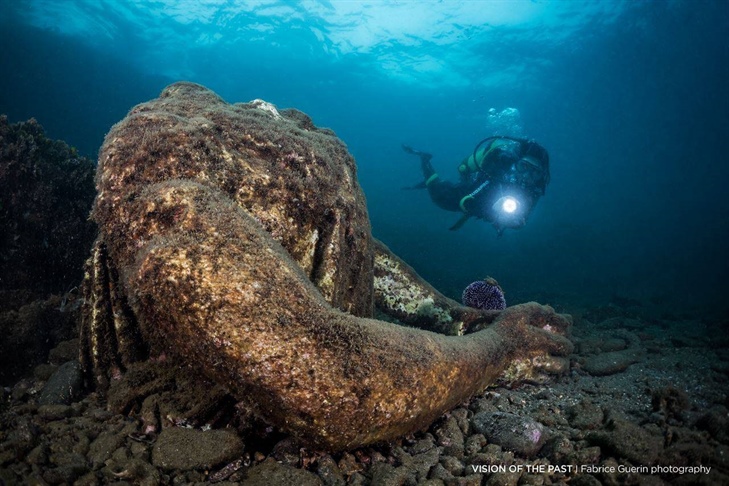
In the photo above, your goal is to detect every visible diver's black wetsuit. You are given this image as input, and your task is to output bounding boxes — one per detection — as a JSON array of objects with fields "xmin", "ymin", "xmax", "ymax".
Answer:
[{"xmin": 408, "ymin": 150, "xmax": 464, "ymax": 213}]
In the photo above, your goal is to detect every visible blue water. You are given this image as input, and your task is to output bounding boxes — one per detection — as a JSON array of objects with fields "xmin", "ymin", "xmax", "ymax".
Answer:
[{"xmin": 1, "ymin": 0, "xmax": 727, "ymax": 316}]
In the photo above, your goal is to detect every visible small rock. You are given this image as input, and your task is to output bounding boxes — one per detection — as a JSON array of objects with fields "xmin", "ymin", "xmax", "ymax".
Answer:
[
  {"xmin": 598, "ymin": 316, "xmax": 644, "ymax": 330},
  {"xmin": 87, "ymin": 408, "xmax": 114, "ymax": 422},
  {"xmin": 49, "ymin": 450, "xmax": 87, "ymax": 468},
  {"xmin": 451, "ymin": 407, "xmax": 471, "ymax": 435},
  {"xmin": 347, "ymin": 472, "xmax": 368, "ymax": 486},
  {"xmin": 439, "ymin": 455, "xmax": 464, "ymax": 476},
  {"xmin": 461, "ymin": 474, "xmax": 485, "ymax": 486},
  {"xmin": 465, "ymin": 433, "xmax": 487, "ymax": 456},
  {"xmin": 586, "ymin": 416, "xmax": 663, "ymax": 465},
  {"xmin": 48, "ymin": 339, "xmax": 80, "ymax": 365},
  {"xmin": 88, "ymin": 430, "xmax": 127, "ymax": 468},
  {"xmin": 567, "ymin": 446, "xmax": 601, "ymax": 465},
  {"xmin": 651, "ymin": 386, "xmax": 690, "ymax": 422},
  {"xmin": 470, "ymin": 396, "xmax": 499, "ymax": 414},
  {"xmin": 26, "ymin": 443, "xmax": 50, "ymax": 465},
  {"xmin": 471, "ymin": 412, "xmax": 547, "ymax": 457},
  {"xmin": 183, "ymin": 469, "xmax": 207, "ymax": 482},
  {"xmin": 434, "ymin": 416, "xmax": 465, "ymax": 458},
  {"xmin": 570, "ymin": 474, "xmax": 602, "ymax": 486},
  {"xmin": 465, "ymin": 443, "xmax": 515, "ymax": 470},
  {"xmin": 110, "ymin": 444, "xmax": 131, "ymax": 464},
  {"xmin": 520, "ymin": 473, "xmax": 546, "ymax": 486},
  {"xmin": 34, "ymin": 363, "xmax": 58, "ymax": 381},
  {"xmin": 532, "ymin": 404, "xmax": 567, "ymax": 428},
  {"xmin": 38, "ymin": 360, "xmax": 83, "ymax": 405},
  {"xmin": 419, "ymin": 480, "xmax": 446, "ymax": 486},
  {"xmin": 43, "ymin": 452, "xmax": 89, "ymax": 484},
  {"xmin": 410, "ymin": 444, "xmax": 441, "ymax": 481},
  {"xmin": 129, "ymin": 440, "xmax": 150, "ymax": 460},
  {"xmin": 409, "ymin": 434, "xmax": 437, "ymax": 455},
  {"xmin": 103, "ymin": 456, "xmax": 161, "ymax": 484},
  {"xmin": 37, "ymin": 404, "xmax": 74, "ymax": 420},
  {"xmin": 152, "ymin": 427, "xmax": 244, "ymax": 471},
  {"xmin": 70, "ymin": 400, "xmax": 87, "ymax": 416},
  {"xmin": 578, "ymin": 337, "xmax": 627, "ymax": 355},
  {"xmin": 42, "ymin": 465, "xmax": 88, "ymax": 485},
  {"xmin": 369, "ymin": 462, "xmax": 413, "ymax": 486},
  {"xmin": 208, "ymin": 458, "xmax": 246, "ymax": 483},
  {"xmin": 696, "ymin": 406, "xmax": 729, "ymax": 444},
  {"xmin": 242, "ymin": 457, "xmax": 322, "ymax": 485},
  {"xmin": 11, "ymin": 378, "xmax": 34, "ymax": 401},
  {"xmin": 428, "ymin": 463, "xmax": 454, "ymax": 482},
  {"xmin": 566, "ymin": 400, "xmax": 604, "ymax": 430},
  {"xmin": 71, "ymin": 432, "xmax": 91, "ymax": 457},
  {"xmin": 74, "ymin": 471, "xmax": 101, "ymax": 486},
  {"xmin": 540, "ymin": 435, "xmax": 573, "ymax": 463},
  {"xmin": 485, "ymin": 471, "xmax": 521, "ymax": 486},
  {"xmin": 2, "ymin": 416, "xmax": 39, "ymax": 461},
  {"xmin": 85, "ymin": 408, "xmax": 114, "ymax": 422},
  {"xmin": 583, "ymin": 349, "xmax": 642, "ymax": 376},
  {"xmin": 271, "ymin": 437, "xmax": 301, "ymax": 467},
  {"xmin": 316, "ymin": 454, "xmax": 345, "ymax": 486},
  {"xmin": 337, "ymin": 451, "xmax": 362, "ymax": 477}
]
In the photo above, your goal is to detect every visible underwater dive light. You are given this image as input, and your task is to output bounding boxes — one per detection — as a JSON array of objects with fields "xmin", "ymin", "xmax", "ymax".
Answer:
[{"xmin": 496, "ymin": 196, "xmax": 519, "ymax": 214}]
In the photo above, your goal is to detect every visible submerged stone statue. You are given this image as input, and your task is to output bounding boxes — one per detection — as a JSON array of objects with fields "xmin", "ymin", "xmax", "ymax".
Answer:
[{"xmin": 80, "ymin": 82, "xmax": 572, "ymax": 451}]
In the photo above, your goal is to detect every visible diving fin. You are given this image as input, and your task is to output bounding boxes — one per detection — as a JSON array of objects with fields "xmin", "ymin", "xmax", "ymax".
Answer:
[
  {"xmin": 402, "ymin": 144, "xmax": 433, "ymax": 163},
  {"xmin": 449, "ymin": 213, "xmax": 472, "ymax": 231}
]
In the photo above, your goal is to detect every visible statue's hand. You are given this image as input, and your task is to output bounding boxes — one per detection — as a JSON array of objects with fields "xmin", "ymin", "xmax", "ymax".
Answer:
[{"xmin": 487, "ymin": 302, "xmax": 574, "ymax": 386}]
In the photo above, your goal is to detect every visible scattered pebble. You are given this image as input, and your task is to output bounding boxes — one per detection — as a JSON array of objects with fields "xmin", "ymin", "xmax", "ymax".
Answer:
[
  {"xmin": 38, "ymin": 360, "xmax": 83, "ymax": 405},
  {"xmin": 152, "ymin": 427, "xmax": 245, "ymax": 471},
  {"xmin": 471, "ymin": 412, "xmax": 547, "ymax": 457},
  {"xmin": 582, "ymin": 349, "xmax": 642, "ymax": 376},
  {"xmin": 242, "ymin": 457, "xmax": 322, "ymax": 485}
]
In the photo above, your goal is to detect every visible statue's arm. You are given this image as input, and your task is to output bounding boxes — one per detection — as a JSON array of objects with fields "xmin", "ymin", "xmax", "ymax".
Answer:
[
  {"xmin": 85, "ymin": 181, "xmax": 571, "ymax": 451},
  {"xmin": 372, "ymin": 238, "xmax": 498, "ymax": 335}
]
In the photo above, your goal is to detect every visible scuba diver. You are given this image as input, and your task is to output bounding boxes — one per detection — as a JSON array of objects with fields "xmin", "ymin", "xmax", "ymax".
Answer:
[{"xmin": 403, "ymin": 136, "xmax": 550, "ymax": 234}]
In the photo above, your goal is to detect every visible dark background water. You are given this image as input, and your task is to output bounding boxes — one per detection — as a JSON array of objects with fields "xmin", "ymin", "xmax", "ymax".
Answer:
[{"xmin": 1, "ymin": 1, "xmax": 727, "ymax": 317}]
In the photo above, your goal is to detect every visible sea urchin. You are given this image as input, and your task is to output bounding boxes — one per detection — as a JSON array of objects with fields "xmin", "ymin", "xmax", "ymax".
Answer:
[{"xmin": 462, "ymin": 277, "xmax": 506, "ymax": 310}]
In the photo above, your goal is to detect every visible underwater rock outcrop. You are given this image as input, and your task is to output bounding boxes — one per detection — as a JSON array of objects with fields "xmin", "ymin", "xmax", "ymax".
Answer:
[
  {"xmin": 0, "ymin": 116, "xmax": 96, "ymax": 309},
  {"xmin": 0, "ymin": 115, "xmax": 95, "ymax": 384},
  {"xmin": 80, "ymin": 82, "xmax": 572, "ymax": 451}
]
